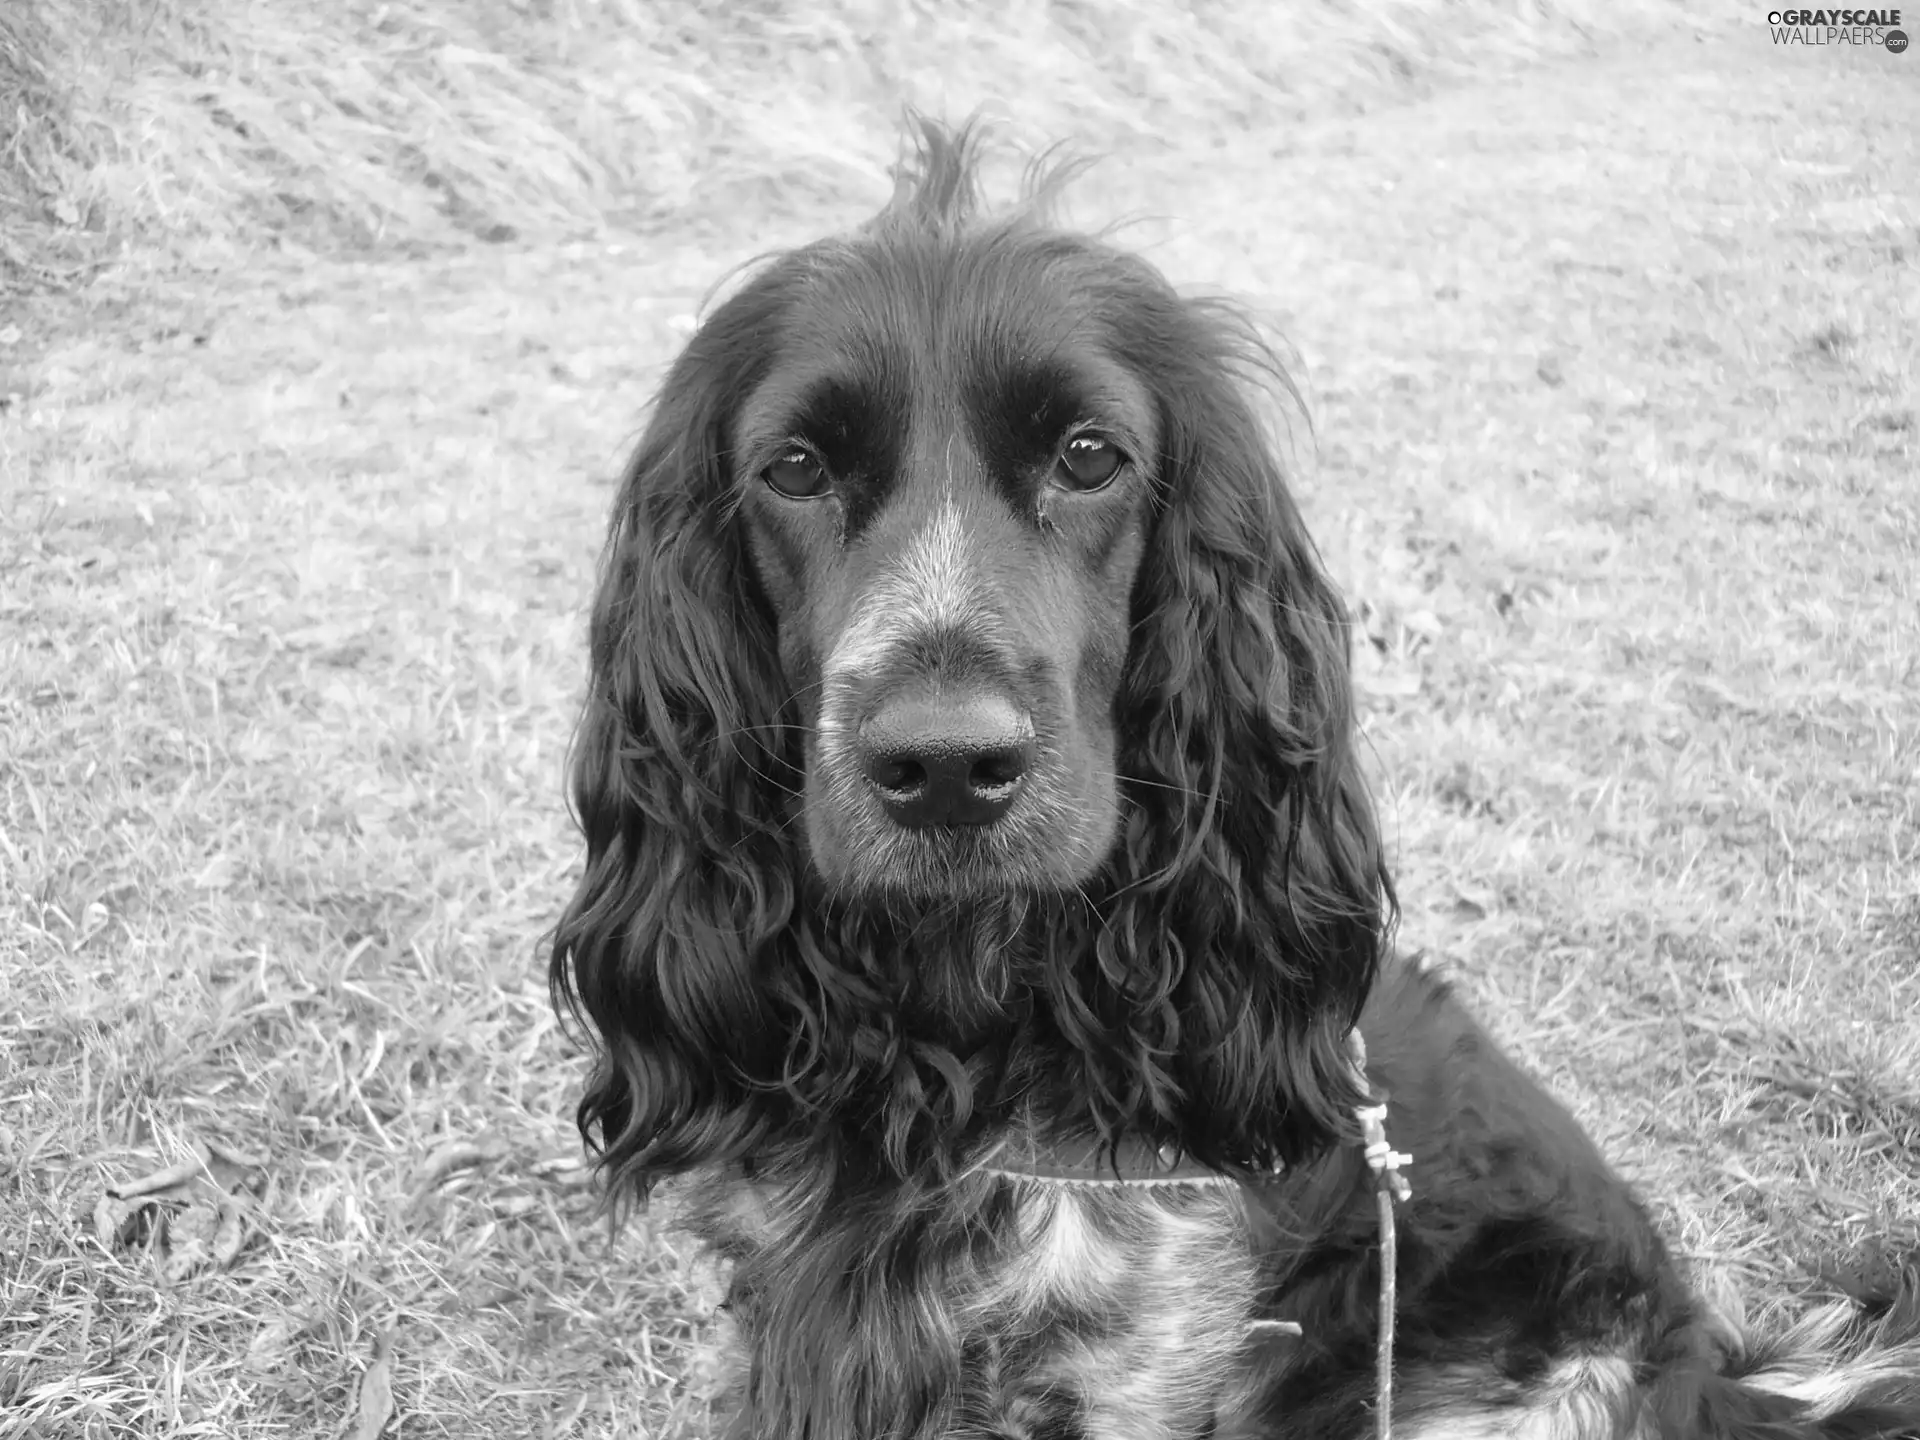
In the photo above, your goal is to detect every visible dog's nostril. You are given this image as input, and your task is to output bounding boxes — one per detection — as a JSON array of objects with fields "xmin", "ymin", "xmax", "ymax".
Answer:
[
  {"xmin": 869, "ymin": 756, "xmax": 928, "ymax": 797},
  {"xmin": 968, "ymin": 748, "xmax": 1028, "ymax": 791}
]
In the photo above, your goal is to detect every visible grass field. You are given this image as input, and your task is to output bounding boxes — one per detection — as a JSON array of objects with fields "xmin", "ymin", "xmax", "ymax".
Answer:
[{"xmin": 3, "ymin": 1, "xmax": 1917, "ymax": 1436}]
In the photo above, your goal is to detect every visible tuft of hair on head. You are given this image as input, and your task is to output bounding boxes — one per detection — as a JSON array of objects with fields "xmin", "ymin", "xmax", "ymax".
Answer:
[
  {"xmin": 876, "ymin": 111, "xmax": 989, "ymax": 238},
  {"xmin": 874, "ymin": 111, "xmax": 1099, "ymax": 243}
]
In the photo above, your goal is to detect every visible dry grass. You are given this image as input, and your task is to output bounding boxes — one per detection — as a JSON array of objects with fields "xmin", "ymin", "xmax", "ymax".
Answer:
[
  {"xmin": 3, "ymin": 4, "xmax": 1918, "ymax": 1438},
  {"xmin": 2, "ymin": 0, "xmax": 1737, "ymax": 292}
]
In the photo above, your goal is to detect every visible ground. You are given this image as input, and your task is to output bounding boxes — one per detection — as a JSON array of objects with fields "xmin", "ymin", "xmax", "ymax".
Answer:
[{"xmin": 2, "ymin": 19, "xmax": 1917, "ymax": 1440}]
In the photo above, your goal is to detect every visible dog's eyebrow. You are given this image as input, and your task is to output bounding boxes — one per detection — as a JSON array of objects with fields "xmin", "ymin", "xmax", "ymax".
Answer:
[
  {"xmin": 968, "ymin": 356, "xmax": 1155, "ymax": 464},
  {"xmin": 736, "ymin": 369, "xmax": 905, "ymax": 475}
]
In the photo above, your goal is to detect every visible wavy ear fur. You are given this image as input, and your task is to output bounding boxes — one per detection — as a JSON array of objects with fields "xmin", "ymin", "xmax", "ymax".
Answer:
[
  {"xmin": 550, "ymin": 278, "xmax": 804, "ymax": 1196},
  {"xmin": 1044, "ymin": 277, "xmax": 1394, "ymax": 1173}
]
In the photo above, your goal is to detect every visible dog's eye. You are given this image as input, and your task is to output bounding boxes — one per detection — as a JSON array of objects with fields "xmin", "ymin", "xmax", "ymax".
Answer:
[
  {"xmin": 764, "ymin": 449, "xmax": 830, "ymax": 499},
  {"xmin": 1055, "ymin": 436, "xmax": 1124, "ymax": 491}
]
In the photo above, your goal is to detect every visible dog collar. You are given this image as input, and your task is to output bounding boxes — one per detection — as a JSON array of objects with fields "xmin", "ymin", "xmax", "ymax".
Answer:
[{"xmin": 976, "ymin": 1129, "xmax": 1245, "ymax": 1187}]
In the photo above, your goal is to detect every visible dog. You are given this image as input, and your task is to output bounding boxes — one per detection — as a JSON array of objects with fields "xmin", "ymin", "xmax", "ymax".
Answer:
[{"xmin": 550, "ymin": 121, "xmax": 1920, "ymax": 1439}]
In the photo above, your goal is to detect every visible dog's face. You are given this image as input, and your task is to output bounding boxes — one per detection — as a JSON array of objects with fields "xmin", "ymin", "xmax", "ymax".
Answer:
[
  {"xmin": 555, "ymin": 125, "xmax": 1389, "ymax": 1189},
  {"xmin": 733, "ymin": 237, "xmax": 1160, "ymax": 898}
]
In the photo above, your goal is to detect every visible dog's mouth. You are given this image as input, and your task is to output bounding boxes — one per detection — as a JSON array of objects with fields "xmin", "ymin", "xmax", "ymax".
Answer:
[{"xmin": 802, "ymin": 757, "xmax": 1118, "ymax": 900}]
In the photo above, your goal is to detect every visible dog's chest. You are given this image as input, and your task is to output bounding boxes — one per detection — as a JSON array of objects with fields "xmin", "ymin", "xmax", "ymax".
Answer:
[
  {"xmin": 673, "ymin": 1168, "xmax": 1270, "ymax": 1439},
  {"xmin": 983, "ymin": 1181, "xmax": 1269, "ymax": 1438}
]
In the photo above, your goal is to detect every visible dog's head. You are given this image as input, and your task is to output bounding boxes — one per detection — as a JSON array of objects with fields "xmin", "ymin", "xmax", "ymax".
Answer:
[{"xmin": 554, "ymin": 121, "xmax": 1392, "ymax": 1188}]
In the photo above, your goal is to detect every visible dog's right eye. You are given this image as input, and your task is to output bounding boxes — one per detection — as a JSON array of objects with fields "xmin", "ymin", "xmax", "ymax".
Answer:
[
  {"xmin": 764, "ymin": 449, "xmax": 830, "ymax": 499},
  {"xmin": 1055, "ymin": 435, "xmax": 1125, "ymax": 492}
]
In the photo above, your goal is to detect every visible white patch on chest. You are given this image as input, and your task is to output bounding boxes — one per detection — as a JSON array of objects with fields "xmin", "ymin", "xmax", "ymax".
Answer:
[
  {"xmin": 999, "ymin": 1185, "xmax": 1125, "ymax": 1312},
  {"xmin": 979, "ymin": 1180, "xmax": 1269, "ymax": 1439}
]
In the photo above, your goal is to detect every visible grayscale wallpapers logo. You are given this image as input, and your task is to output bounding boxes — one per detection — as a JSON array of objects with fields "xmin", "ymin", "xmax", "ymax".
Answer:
[{"xmin": 1767, "ymin": 7, "xmax": 1908, "ymax": 46}]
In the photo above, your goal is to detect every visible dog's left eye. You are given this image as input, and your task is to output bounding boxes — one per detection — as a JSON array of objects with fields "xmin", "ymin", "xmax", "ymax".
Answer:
[
  {"xmin": 1055, "ymin": 436, "xmax": 1125, "ymax": 491},
  {"xmin": 764, "ymin": 449, "xmax": 831, "ymax": 499}
]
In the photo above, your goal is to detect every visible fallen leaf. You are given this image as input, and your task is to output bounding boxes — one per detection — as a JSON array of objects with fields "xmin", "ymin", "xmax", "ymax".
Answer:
[
  {"xmin": 348, "ymin": 1332, "xmax": 397, "ymax": 1440},
  {"xmin": 109, "ymin": 1147, "xmax": 209, "ymax": 1199},
  {"xmin": 101, "ymin": 1141, "xmax": 259, "ymax": 1277}
]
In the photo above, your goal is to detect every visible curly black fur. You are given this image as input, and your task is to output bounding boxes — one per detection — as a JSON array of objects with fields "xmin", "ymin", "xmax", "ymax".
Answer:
[
  {"xmin": 551, "ymin": 120, "xmax": 1920, "ymax": 1440},
  {"xmin": 552, "ymin": 119, "xmax": 1386, "ymax": 1191}
]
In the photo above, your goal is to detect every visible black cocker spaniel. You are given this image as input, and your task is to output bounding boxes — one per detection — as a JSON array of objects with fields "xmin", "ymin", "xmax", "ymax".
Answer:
[{"xmin": 552, "ymin": 122, "xmax": 1920, "ymax": 1440}]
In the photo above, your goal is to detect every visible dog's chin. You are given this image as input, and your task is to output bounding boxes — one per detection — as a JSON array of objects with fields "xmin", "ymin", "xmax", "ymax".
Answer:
[{"xmin": 805, "ymin": 806, "xmax": 1117, "ymax": 905}]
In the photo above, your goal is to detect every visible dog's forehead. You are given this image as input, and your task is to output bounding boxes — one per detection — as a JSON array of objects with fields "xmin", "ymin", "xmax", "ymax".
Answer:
[
  {"xmin": 795, "ymin": 238, "xmax": 1097, "ymax": 384},
  {"xmin": 737, "ymin": 235, "xmax": 1157, "ymax": 492}
]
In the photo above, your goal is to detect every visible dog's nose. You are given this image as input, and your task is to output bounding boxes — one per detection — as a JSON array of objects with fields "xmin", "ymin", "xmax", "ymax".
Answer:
[{"xmin": 859, "ymin": 691, "xmax": 1035, "ymax": 829}]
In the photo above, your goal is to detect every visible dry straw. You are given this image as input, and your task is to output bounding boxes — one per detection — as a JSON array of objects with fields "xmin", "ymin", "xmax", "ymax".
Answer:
[{"xmin": 3, "ymin": 0, "xmax": 1733, "ymax": 289}]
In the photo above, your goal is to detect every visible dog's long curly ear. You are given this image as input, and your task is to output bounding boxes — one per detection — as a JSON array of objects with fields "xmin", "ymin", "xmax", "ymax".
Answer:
[
  {"xmin": 1092, "ymin": 292, "xmax": 1393, "ymax": 1172},
  {"xmin": 551, "ymin": 281, "xmax": 799, "ymax": 1199}
]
